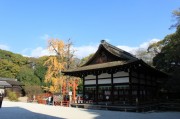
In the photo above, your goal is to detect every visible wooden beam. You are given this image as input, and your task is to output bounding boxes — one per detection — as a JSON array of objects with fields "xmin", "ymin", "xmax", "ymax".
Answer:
[
  {"xmin": 129, "ymin": 68, "xmax": 132, "ymax": 105},
  {"xmin": 82, "ymin": 76, "xmax": 85, "ymax": 103},
  {"xmin": 137, "ymin": 71, "xmax": 140, "ymax": 105}
]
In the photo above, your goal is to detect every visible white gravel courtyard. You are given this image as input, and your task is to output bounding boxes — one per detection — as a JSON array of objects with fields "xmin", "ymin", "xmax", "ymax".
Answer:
[{"xmin": 0, "ymin": 101, "xmax": 180, "ymax": 119}]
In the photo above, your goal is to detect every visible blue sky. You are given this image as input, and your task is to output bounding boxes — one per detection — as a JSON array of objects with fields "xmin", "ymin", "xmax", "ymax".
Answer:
[{"xmin": 0, "ymin": 0, "xmax": 179, "ymax": 58}]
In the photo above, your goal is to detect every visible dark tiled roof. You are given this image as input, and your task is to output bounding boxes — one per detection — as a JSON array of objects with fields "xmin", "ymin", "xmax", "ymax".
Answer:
[
  {"xmin": 63, "ymin": 59, "xmax": 138, "ymax": 73},
  {"xmin": 83, "ymin": 40, "xmax": 138, "ymax": 66},
  {"xmin": 0, "ymin": 77, "xmax": 24, "ymax": 86},
  {"xmin": 63, "ymin": 40, "xmax": 167, "ymax": 77},
  {"xmin": 0, "ymin": 81, "xmax": 11, "ymax": 87},
  {"xmin": 101, "ymin": 40, "xmax": 137, "ymax": 60}
]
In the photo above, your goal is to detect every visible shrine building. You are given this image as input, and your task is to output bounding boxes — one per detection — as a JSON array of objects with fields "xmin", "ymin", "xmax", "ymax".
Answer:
[{"xmin": 63, "ymin": 40, "xmax": 167, "ymax": 106}]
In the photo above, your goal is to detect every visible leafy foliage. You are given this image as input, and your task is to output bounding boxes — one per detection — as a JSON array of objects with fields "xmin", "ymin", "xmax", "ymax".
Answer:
[
  {"xmin": 6, "ymin": 89, "xmax": 19, "ymax": 101},
  {"xmin": 150, "ymin": 27, "xmax": 180, "ymax": 92},
  {"xmin": 44, "ymin": 39, "xmax": 67, "ymax": 93},
  {"xmin": 0, "ymin": 49, "xmax": 27, "ymax": 78},
  {"xmin": 151, "ymin": 27, "xmax": 180, "ymax": 72},
  {"xmin": 170, "ymin": 8, "xmax": 180, "ymax": 29},
  {"xmin": 44, "ymin": 39, "xmax": 81, "ymax": 95},
  {"xmin": 24, "ymin": 85, "xmax": 43, "ymax": 98},
  {"xmin": 0, "ymin": 59, "xmax": 20, "ymax": 78},
  {"xmin": 16, "ymin": 66, "xmax": 41, "ymax": 85}
]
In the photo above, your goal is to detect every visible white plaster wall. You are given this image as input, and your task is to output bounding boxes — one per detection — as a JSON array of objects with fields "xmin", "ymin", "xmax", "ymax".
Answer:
[
  {"xmin": 113, "ymin": 77, "xmax": 129, "ymax": 83},
  {"xmin": 85, "ymin": 80, "xmax": 96, "ymax": 85},
  {"xmin": 85, "ymin": 75, "xmax": 96, "ymax": 80},
  {"xmin": 98, "ymin": 73, "xmax": 111, "ymax": 78},
  {"xmin": 98, "ymin": 79, "xmax": 111, "ymax": 84},
  {"xmin": 113, "ymin": 71, "xmax": 129, "ymax": 77}
]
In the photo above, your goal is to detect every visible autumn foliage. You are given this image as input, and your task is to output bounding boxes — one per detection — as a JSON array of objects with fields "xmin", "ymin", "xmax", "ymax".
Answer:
[{"xmin": 44, "ymin": 38, "xmax": 80, "ymax": 99}]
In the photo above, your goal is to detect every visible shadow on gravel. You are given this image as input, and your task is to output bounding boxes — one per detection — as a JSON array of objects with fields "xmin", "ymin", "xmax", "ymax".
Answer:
[
  {"xmin": 0, "ymin": 107, "xmax": 65, "ymax": 119},
  {"xmin": 80, "ymin": 108, "xmax": 180, "ymax": 119}
]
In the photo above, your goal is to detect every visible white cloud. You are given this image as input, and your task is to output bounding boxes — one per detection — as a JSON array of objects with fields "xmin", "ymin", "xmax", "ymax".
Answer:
[
  {"xmin": 139, "ymin": 38, "xmax": 160, "ymax": 49},
  {"xmin": 117, "ymin": 38, "xmax": 160, "ymax": 55},
  {"xmin": 117, "ymin": 45, "xmax": 138, "ymax": 54},
  {"xmin": 30, "ymin": 47, "xmax": 55, "ymax": 57},
  {"xmin": 21, "ymin": 47, "xmax": 55, "ymax": 58},
  {"xmin": 68, "ymin": 38, "xmax": 160, "ymax": 59},
  {"xmin": 23, "ymin": 38, "xmax": 160, "ymax": 59},
  {"xmin": 0, "ymin": 44, "xmax": 10, "ymax": 50},
  {"xmin": 73, "ymin": 45, "xmax": 98, "ymax": 59}
]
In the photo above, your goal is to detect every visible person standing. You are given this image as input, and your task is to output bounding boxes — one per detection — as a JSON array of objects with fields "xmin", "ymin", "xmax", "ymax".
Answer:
[
  {"xmin": 0, "ymin": 92, "xmax": 3, "ymax": 108},
  {"xmin": 48, "ymin": 96, "xmax": 52, "ymax": 105}
]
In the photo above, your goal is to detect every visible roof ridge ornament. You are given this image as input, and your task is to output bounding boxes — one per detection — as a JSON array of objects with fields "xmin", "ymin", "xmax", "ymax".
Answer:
[{"xmin": 101, "ymin": 40, "xmax": 106, "ymax": 44}]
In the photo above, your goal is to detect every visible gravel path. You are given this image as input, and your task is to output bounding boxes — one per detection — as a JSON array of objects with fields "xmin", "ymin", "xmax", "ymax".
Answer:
[{"xmin": 0, "ymin": 101, "xmax": 180, "ymax": 119}]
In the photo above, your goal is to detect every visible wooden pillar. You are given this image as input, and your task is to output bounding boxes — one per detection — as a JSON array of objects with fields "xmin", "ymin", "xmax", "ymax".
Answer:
[
  {"xmin": 150, "ymin": 75, "xmax": 153, "ymax": 102},
  {"xmin": 82, "ymin": 76, "xmax": 85, "ymax": 103},
  {"xmin": 137, "ymin": 71, "xmax": 140, "ymax": 105},
  {"xmin": 145, "ymin": 72, "xmax": 147, "ymax": 102},
  {"xmin": 111, "ymin": 73, "xmax": 114, "ymax": 104},
  {"xmin": 155, "ymin": 74, "xmax": 158, "ymax": 100},
  {"xmin": 129, "ymin": 69, "xmax": 132, "ymax": 105},
  {"xmin": 95, "ymin": 74, "xmax": 98, "ymax": 104}
]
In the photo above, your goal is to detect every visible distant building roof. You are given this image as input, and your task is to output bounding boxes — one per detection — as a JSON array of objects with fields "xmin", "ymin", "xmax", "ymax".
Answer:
[
  {"xmin": 0, "ymin": 81, "xmax": 11, "ymax": 88},
  {"xmin": 0, "ymin": 77, "xmax": 24, "ymax": 87}
]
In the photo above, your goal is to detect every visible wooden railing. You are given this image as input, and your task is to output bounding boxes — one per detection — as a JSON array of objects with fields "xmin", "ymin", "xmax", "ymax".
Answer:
[{"xmin": 54, "ymin": 101, "xmax": 69, "ymax": 107}]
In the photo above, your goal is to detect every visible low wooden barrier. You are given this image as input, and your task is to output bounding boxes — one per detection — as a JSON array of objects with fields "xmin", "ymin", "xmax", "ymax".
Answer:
[
  {"xmin": 37, "ymin": 99, "xmax": 47, "ymax": 104},
  {"xmin": 62, "ymin": 101, "xmax": 69, "ymax": 107},
  {"xmin": 54, "ymin": 101, "xmax": 69, "ymax": 107}
]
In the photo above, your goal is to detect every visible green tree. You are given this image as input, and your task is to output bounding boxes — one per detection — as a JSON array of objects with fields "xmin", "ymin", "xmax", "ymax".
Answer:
[
  {"xmin": 16, "ymin": 66, "xmax": 41, "ymax": 85},
  {"xmin": 152, "ymin": 27, "xmax": 180, "ymax": 72},
  {"xmin": 150, "ymin": 27, "xmax": 180, "ymax": 92},
  {"xmin": 34, "ymin": 56, "xmax": 48, "ymax": 84},
  {"xmin": 0, "ymin": 59, "xmax": 20, "ymax": 78},
  {"xmin": 170, "ymin": 8, "xmax": 180, "ymax": 29}
]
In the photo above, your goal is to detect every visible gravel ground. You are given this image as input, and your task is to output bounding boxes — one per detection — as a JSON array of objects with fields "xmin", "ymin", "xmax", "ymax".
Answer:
[{"xmin": 0, "ymin": 101, "xmax": 180, "ymax": 119}]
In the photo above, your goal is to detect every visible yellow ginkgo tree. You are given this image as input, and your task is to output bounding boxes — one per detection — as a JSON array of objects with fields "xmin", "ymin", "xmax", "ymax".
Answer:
[
  {"xmin": 44, "ymin": 38, "xmax": 80, "ymax": 101},
  {"xmin": 44, "ymin": 39, "xmax": 67, "ymax": 93}
]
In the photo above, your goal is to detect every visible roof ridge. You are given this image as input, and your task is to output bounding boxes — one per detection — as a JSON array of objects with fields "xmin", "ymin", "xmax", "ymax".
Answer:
[
  {"xmin": 101, "ymin": 40, "xmax": 137, "ymax": 60},
  {"xmin": 0, "ymin": 77, "xmax": 17, "ymax": 81}
]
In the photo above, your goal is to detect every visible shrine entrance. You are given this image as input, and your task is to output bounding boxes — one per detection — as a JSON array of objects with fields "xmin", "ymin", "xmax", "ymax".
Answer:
[
  {"xmin": 113, "ymin": 85, "xmax": 130, "ymax": 105},
  {"xmin": 98, "ymin": 86, "xmax": 111, "ymax": 104},
  {"xmin": 84, "ymin": 86, "xmax": 96, "ymax": 103}
]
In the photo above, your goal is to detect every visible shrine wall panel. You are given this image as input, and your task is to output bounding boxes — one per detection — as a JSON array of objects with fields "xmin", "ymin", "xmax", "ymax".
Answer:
[
  {"xmin": 98, "ymin": 73, "xmax": 111, "ymax": 78},
  {"xmin": 98, "ymin": 79, "xmax": 111, "ymax": 84},
  {"xmin": 113, "ymin": 77, "xmax": 129, "ymax": 83},
  {"xmin": 85, "ymin": 75, "xmax": 96, "ymax": 80},
  {"xmin": 85, "ymin": 80, "xmax": 96, "ymax": 85},
  {"xmin": 113, "ymin": 71, "xmax": 129, "ymax": 77}
]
